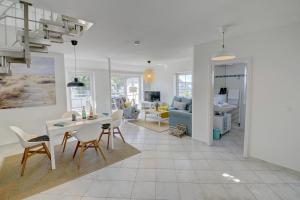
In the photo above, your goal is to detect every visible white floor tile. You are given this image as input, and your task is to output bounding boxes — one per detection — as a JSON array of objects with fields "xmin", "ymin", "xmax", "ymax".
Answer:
[
  {"xmin": 201, "ymin": 184, "xmax": 231, "ymax": 200},
  {"xmin": 174, "ymin": 159, "xmax": 193, "ymax": 170},
  {"xmin": 84, "ymin": 180, "xmax": 112, "ymax": 198},
  {"xmin": 156, "ymin": 158, "xmax": 175, "ymax": 169},
  {"xmin": 189, "ymin": 152, "xmax": 205, "ymax": 160},
  {"xmin": 106, "ymin": 181, "xmax": 134, "ymax": 199},
  {"xmin": 275, "ymin": 171, "xmax": 300, "ymax": 183},
  {"xmin": 136, "ymin": 169, "xmax": 156, "ymax": 181},
  {"xmin": 176, "ymin": 170, "xmax": 198, "ymax": 182},
  {"xmin": 178, "ymin": 183, "xmax": 204, "ymax": 200},
  {"xmin": 156, "ymin": 182, "xmax": 180, "ymax": 200},
  {"xmin": 289, "ymin": 183, "xmax": 300, "ymax": 193},
  {"xmin": 171, "ymin": 152, "xmax": 190, "ymax": 159},
  {"xmin": 269, "ymin": 184, "xmax": 300, "ymax": 200},
  {"xmin": 207, "ymin": 160, "xmax": 232, "ymax": 170},
  {"xmin": 255, "ymin": 171, "xmax": 284, "ymax": 183},
  {"xmin": 94, "ymin": 168, "xmax": 137, "ymax": 181},
  {"xmin": 191, "ymin": 160, "xmax": 211, "ymax": 170},
  {"xmin": 218, "ymin": 152, "xmax": 239, "ymax": 161},
  {"xmin": 139, "ymin": 158, "xmax": 156, "ymax": 169},
  {"xmin": 224, "ymin": 161, "xmax": 249, "ymax": 170},
  {"xmin": 196, "ymin": 170, "xmax": 230, "ymax": 183},
  {"xmin": 247, "ymin": 184, "xmax": 281, "ymax": 200},
  {"xmin": 81, "ymin": 197, "xmax": 106, "ymax": 200},
  {"xmin": 202, "ymin": 152, "xmax": 222, "ymax": 160},
  {"xmin": 156, "ymin": 169, "xmax": 177, "ymax": 182},
  {"xmin": 223, "ymin": 184, "xmax": 256, "ymax": 200},
  {"xmin": 229, "ymin": 171, "xmax": 262, "ymax": 183},
  {"xmin": 131, "ymin": 181, "xmax": 156, "ymax": 200},
  {"xmin": 122, "ymin": 158, "xmax": 140, "ymax": 168}
]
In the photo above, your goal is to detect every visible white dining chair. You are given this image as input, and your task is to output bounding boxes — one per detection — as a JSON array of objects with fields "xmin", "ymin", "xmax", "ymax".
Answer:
[
  {"xmin": 72, "ymin": 123, "xmax": 106, "ymax": 169},
  {"xmin": 61, "ymin": 111, "xmax": 80, "ymax": 152},
  {"xmin": 98, "ymin": 110, "xmax": 125, "ymax": 149},
  {"xmin": 10, "ymin": 126, "xmax": 51, "ymax": 176}
]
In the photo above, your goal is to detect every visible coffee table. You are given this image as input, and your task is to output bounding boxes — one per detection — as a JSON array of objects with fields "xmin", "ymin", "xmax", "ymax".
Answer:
[{"xmin": 144, "ymin": 109, "xmax": 169, "ymax": 127}]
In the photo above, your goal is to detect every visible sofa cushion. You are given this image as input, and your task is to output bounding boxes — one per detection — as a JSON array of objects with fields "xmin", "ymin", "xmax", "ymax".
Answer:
[
  {"xmin": 169, "ymin": 109, "xmax": 192, "ymax": 118},
  {"xmin": 181, "ymin": 97, "xmax": 192, "ymax": 110},
  {"xmin": 169, "ymin": 106, "xmax": 176, "ymax": 111},
  {"xmin": 181, "ymin": 97, "xmax": 192, "ymax": 105},
  {"xmin": 173, "ymin": 100, "xmax": 187, "ymax": 110},
  {"xmin": 171, "ymin": 96, "xmax": 182, "ymax": 107}
]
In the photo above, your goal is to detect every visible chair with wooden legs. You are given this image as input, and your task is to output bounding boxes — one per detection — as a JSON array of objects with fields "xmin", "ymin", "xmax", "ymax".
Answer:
[
  {"xmin": 61, "ymin": 111, "xmax": 80, "ymax": 152},
  {"xmin": 98, "ymin": 110, "xmax": 125, "ymax": 149},
  {"xmin": 9, "ymin": 126, "xmax": 51, "ymax": 176},
  {"xmin": 72, "ymin": 123, "xmax": 106, "ymax": 169}
]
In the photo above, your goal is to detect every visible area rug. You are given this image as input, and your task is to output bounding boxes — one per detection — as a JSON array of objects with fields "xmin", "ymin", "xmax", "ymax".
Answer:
[
  {"xmin": 0, "ymin": 137, "xmax": 140, "ymax": 200},
  {"xmin": 130, "ymin": 119, "xmax": 169, "ymax": 132}
]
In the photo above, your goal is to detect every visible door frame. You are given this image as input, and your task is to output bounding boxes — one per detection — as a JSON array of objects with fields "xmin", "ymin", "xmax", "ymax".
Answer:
[{"xmin": 208, "ymin": 57, "xmax": 253, "ymax": 157}]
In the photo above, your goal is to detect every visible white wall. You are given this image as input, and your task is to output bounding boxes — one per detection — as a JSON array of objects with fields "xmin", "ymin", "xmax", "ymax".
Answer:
[
  {"xmin": 151, "ymin": 59, "xmax": 193, "ymax": 104},
  {"xmin": 193, "ymin": 22, "xmax": 300, "ymax": 172},
  {"xmin": 0, "ymin": 52, "xmax": 67, "ymax": 146}
]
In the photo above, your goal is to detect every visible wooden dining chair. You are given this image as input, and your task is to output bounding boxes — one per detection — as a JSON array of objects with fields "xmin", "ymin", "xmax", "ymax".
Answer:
[
  {"xmin": 61, "ymin": 111, "xmax": 80, "ymax": 152},
  {"xmin": 98, "ymin": 110, "xmax": 125, "ymax": 149},
  {"xmin": 10, "ymin": 126, "xmax": 51, "ymax": 176},
  {"xmin": 72, "ymin": 123, "xmax": 106, "ymax": 169}
]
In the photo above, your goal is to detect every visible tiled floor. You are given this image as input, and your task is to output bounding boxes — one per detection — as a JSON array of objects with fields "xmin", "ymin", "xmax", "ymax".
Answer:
[{"xmin": 1, "ymin": 123, "xmax": 300, "ymax": 200}]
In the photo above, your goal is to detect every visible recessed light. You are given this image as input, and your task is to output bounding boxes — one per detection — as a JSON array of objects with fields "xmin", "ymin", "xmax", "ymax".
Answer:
[{"xmin": 134, "ymin": 40, "xmax": 141, "ymax": 46}]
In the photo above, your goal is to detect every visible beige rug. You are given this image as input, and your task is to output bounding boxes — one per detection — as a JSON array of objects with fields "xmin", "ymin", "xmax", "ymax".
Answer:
[
  {"xmin": 0, "ymin": 138, "xmax": 140, "ymax": 200},
  {"xmin": 130, "ymin": 119, "xmax": 169, "ymax": 132}
]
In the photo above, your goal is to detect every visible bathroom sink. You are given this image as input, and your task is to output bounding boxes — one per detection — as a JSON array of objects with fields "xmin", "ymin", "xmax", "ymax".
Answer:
[{"xmin": 214, "ymin": 104, "xmax": 237, "ymax": 113}]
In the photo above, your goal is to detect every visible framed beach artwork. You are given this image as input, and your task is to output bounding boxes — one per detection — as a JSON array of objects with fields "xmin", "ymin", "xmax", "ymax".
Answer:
[{"xmin": 0, "ymin": 56, "xmax": 56, "ymax": 109}]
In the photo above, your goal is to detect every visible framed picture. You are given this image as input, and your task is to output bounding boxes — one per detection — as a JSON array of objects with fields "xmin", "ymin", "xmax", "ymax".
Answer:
[{"xmin": 0, "ymin": 56, "xmax": 56, "ymax": 109}]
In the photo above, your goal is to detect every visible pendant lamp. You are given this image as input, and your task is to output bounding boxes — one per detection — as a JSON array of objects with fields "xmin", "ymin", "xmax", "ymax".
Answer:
[
  {"xmin": 67, "ymin": 40, "xmax": 85, "ymax": 87},
  {"xmin": 143, "ymin": 60, "xmax": 155, "ymax": 83},
  {"xmin": 211, "ymin": 28, "xmax": 236, "ymax": 61}
]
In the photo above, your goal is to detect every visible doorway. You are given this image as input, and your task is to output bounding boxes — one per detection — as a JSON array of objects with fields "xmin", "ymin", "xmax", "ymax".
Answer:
[{"xmin": 209, "ymin": 59, "xmax": 252, "ymax": 157}]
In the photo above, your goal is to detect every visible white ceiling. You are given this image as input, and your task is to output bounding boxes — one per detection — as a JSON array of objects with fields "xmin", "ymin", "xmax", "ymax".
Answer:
[{"xmin": 32, "ymin": 0, "xmax": 300, "ymax": 65}]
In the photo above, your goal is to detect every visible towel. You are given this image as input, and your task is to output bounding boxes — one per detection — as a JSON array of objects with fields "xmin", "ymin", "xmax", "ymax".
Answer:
[{"xmin": 228, "ymin": 89, "xmax": 239, "ymax": 99}]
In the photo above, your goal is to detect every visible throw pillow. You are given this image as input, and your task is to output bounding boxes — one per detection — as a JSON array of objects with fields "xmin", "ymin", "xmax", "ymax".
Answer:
[
  {"xmin": 159, "ymin": 105, "xmax": 168, "ymax": 111},
  {"xmin": 173, "ymin": 100, "xmax": 187, "ymax": 110},
  {"xmin": 172, "ymin": 96, "xmax": 182, "ymax": 107},
  {"xmin": 182, "ymin": 97, "xmax": 192, "ymax": 110},
  {"xmin": 124, "ymin": 101, "xmax": 132, "ymax": 108},
  {"xmin": 188, "ymin": 104, "xmax": 192, "ymax": 113}
]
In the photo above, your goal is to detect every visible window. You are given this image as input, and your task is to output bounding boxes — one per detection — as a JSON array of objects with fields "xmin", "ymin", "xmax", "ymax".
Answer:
[
  {"xmin": 68, "ymin": 72, "xmax": 95, "ymax": 112},
  {"xmin": 111, "ymin": 74, "xmax": 141, "ymax": 105},
  {"xmin": 176, "ymin": 73, "xmax": 192, "ymax": 97}
]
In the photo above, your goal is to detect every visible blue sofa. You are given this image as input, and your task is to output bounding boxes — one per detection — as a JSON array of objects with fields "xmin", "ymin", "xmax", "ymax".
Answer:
[{"xmin": 169, "ymin": 96, "xmax": 192, "ymax": 136}]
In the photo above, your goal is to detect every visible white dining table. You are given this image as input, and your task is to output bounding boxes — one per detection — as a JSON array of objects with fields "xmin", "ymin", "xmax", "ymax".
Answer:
[{"xmin": 46, "ymin": 115, "xmax": 112, "ymax": 170}]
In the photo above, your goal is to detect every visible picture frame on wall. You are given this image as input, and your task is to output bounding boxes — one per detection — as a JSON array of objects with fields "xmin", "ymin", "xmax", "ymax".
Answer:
[{"xmin": 0, "ymin": 56, "xmax": 56, "ymax": 109}]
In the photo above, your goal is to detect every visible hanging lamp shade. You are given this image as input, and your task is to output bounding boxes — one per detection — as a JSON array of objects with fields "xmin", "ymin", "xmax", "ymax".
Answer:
[
  {"xmin": 67, "ymin": 77, "xmax": 85, "ymax": 87},
  {"xmin": 211, "ymin": 29, "xmax": 236, "ymax": 61},
  {"xmin": 211, "ymin": 48, "xmax": 236, "ymax": 61},
  {"xmin": 143, "ymin": 60, "xmax": 155, "ymax": 83},
  {"xmin": 67, "ymin": 40, "xmax": 85, "ymax": 87}
]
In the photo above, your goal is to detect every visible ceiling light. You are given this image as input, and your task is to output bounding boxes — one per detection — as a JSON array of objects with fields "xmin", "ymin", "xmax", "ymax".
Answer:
[
  {"xmin": 134, "ymin": 40, "xmax": 141, "ymax": 46},
  {"xmin": 211, "ymin": 27, "xmax": 236, "ymax": 61},
  {"xmin": 67, "ymin": 40, "xmax": 85, "ymax": 87},
  {"xmin": 143, "ymin": 60, "xmax": 155, "ymax": 83}
]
